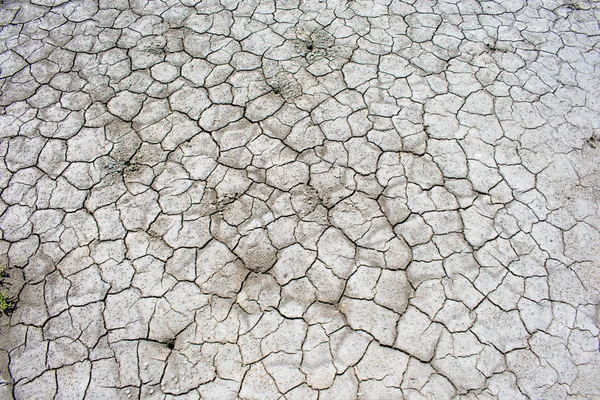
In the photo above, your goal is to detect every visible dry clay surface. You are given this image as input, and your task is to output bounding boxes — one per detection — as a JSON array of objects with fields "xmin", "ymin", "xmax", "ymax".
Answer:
[{"xmin": 0, "ymin": 0, "xmax": 600, "ymax": 398}]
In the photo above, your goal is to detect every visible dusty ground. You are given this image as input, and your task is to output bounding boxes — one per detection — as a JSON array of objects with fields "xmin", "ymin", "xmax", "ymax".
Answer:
[{"xmin": 0, "ymin": 0, "xmax": 599, "ymax": 398}]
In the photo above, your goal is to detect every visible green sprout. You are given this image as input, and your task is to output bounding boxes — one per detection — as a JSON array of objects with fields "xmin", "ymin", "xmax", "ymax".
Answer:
[
  {"xmin": 0, "ymin": 265, "xmax": 14, "ymax": 316},
  {"xmin": 0, "ymin": 290, "xmax": 12, "ymax": 315}
]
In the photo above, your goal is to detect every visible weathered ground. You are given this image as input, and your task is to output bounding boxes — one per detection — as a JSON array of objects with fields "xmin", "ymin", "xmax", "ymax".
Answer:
[{"xmin": 0, "ymin": 0, "xmax": 599, "ymax": 398}]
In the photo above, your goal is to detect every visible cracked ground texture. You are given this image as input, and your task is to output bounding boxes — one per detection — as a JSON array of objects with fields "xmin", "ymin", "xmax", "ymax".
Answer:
[{"xmin": 0, "ymin": 0, "xmax": 599, "ymax": 398}]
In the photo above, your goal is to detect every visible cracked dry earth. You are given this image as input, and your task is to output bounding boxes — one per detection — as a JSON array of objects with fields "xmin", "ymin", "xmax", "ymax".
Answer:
[{"xmin": 1, "ymin": 0, "xmax": 600, "ymax": 399}]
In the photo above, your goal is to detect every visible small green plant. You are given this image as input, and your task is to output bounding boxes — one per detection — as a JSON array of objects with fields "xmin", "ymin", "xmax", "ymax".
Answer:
[
  {"xmin": 0, "ymin": 265, "xmax": 14, "ymax": 316},
  {"xmin": 0, "ymin": 290, "xmax": 12, "ymax": 316}
]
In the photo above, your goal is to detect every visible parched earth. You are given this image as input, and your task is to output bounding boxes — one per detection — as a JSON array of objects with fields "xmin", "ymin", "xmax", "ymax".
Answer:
[{"xmin": 0, "ymin": 0, "xmax": 599, "ymax": 398}]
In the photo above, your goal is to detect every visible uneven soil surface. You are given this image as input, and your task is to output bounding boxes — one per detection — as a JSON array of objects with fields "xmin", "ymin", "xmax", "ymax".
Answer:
[{"xmin": 0, "ymin": 0, "xmax": 599, "ymax": 398}]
